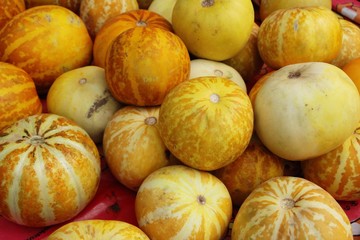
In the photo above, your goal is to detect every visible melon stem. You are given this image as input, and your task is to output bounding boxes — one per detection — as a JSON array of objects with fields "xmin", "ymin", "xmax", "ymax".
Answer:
[
  {"xmin": 210, "ymin": 93, "xmax": 220, "ymax": 103},
  {"xmin": 79, "ymin": 78, "xmax": 87, "ymax": 85},
  {"xmin": 145, "ymin": 116, "xmax": 157, "ymax": 125},
  {"xmin": 280, "ymin": 197, "xmax": 295, "ymax": 209},
  {"xmin": 136, "ymin": 20, "xmax": 147, "ymax": 27},
  {"xmin": 197, "ymin": 195, "xmax": 206, "ymax": 205},
  {"xmin": 30, "ymin": 135, "xmax": 45, "ymax": 146}
]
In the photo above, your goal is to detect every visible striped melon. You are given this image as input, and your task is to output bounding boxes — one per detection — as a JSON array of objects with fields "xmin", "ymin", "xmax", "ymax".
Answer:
[
  {"xmin": 213, "ymin": 134, "xmax": 285, "ymax": 206},
  {"xmin": 257, "ymin": 6, "xmax": 342, "ymax": 69},
  {"xmin": 158, "ymin": 76, "xmax": 253, "ymax": 171},
  {"xmin": 302, "ymin": 123, "xmax": 360, "ymax": 201},
  {"xmin": 0, "ymin": 62, "xmax": 42, "ymax": 131},
  {"xmin": 93, "ymin": 9, "xmax": 173, "ymax": 68},
  {"xmin": 103, "ymin": 105, "xmax": 173, "ymax": 191},
  {"xmin": 0, "ymin": 113, "xmax": 101, "ymax": 227},
  {"xmin": 330, "ymin": 18, "xmax": 360, "ymax": 68},
  {"xmin": 105, "ymin": 26, "xmax": 190, "ymax": 106},
  {"xmin": 0, "ymin": 5, "xmax": 93, "ymax": 95},
  {"xmin": 135, "ymin": 165, "xmax": 232, "ymax": 239},
  {"xmin": 48, "ymin": 220, "xmax": 150, "ymax": 239},
  {"xmin": 231, "ymin": 176, "xmax": 353, "ymax": 240}
]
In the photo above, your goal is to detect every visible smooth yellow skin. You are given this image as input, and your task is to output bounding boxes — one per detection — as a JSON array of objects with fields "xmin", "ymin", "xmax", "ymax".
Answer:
[
  {"xmin": 254, "ymin": 62, "xmax": 360, "ymax": 161},
  {"xmin": 47, "ymin": 66, "xmax": 122, "ymax": 143},
  {"xmin": 172, "ymin": 0, "xmax": 255, "ymax": 61}
]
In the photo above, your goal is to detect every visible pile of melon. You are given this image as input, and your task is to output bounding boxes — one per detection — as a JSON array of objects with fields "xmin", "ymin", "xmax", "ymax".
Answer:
[{"xmin": 0, "ymin": 0, "xmax": 360, "ymax": 239}]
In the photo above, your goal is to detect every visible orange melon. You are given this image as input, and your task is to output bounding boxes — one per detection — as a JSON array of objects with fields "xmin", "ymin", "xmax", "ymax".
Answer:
[
  {"xmin": 105, "ymin": 26, "xmax": 190, "ymax": 106},
  {"xmin": 0, "ymin": 62, "xmax": 42, "ymax": 130},
  {"xmin": 0, "ymin": 5, "xmax": 93, "ymax": 95},
  {"xmin": 93, "ymin": 9, "xmax": 172, "ymax": 68}
]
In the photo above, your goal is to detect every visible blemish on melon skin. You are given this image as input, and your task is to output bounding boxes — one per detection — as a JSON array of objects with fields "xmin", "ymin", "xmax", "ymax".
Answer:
[
  {"xmin": 87, "ymin": 90, "xmax": 111, "ymax": 118},
  {"xmin": 68, "ymin": 15, "xmax": 81, "ymax": 25},
  {"xmin": 293, "ymin": 19, "xmax": 299, "ymax": 31},
  {"xmin": 45, "ymin": 14, "xmax": 52, "ymax": 22},
  {"xmin": 202, "ymin": 0, "xmax": 215, "ymax": 7}
]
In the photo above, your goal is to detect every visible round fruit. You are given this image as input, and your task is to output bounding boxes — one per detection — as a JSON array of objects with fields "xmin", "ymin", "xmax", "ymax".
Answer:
[
  {"xmin": 93, "ymin": 9, "xmax": 172, "ymax": 68},
  {"xmin": 0, "ymin": 62, "xmax": 42, "ymax": 131},
  {"xmin": 172, "ymin": 0, "xmax": 255, "ymax": 61},
  {"xmin": 231, "ymin": 176, "xmax": 353, "ymax": 239},
  {"xmin": 0, "ymin": 0, "xmax": 25, "ymax": 29},
  {"xmin": 46, "ymin": 66, "xmax": 122, "ymax": 144},
  {"xmin": 48, "ymin": 220, "xmax": 150, "ymax": 239},
  {"xmin": 0, "ymin": 113, "xmax": 101, "ymax": 227},
  {"xmin": 254, "ymin": 62, "xmax": 360, "ymax": 161},
  {"xmin": 259, "ymin": 0, "xmax": 332, "ymax": 21},
  {"xmin": 257, "ymin": 6, "xmax": 342, "ymax": 69},
  {"xmin": 103, "ymin": 106, "xmax": 172, "ymax": 191},
  {"xmin": 105, "ymin": 26, "xmax": 190, "ymax": 106},
  {"xmin": 135, "ymin": 165, "xmax": 232, "ymax": 240},
  {"xmin": 0, "ymin": 5, "xmax": 93, "ymax": 95},
  {"xmin": 342, "ymin": 57, "xmax": 360, "ymax": 93},
  {"xmin": 79, "ymin": 0, "xmax": 139, "ymax": 38},
  {"xmin": 189, "ymin": 58, "xmax": 247, "ymax": 92},
  {"xmin": 214, "ymin": 134, "xmax": 285, "ymax": 206},
  {"xmin": 302, "ymin": 123, "xmax": 360, "ymax": 201},
  {"xmin": 158, "ymin": 76, "xmax": 253, "ymax": 171},
  {"xmin": 331, "ymin": 18, "xmax": 360, "ymax": 68}
]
